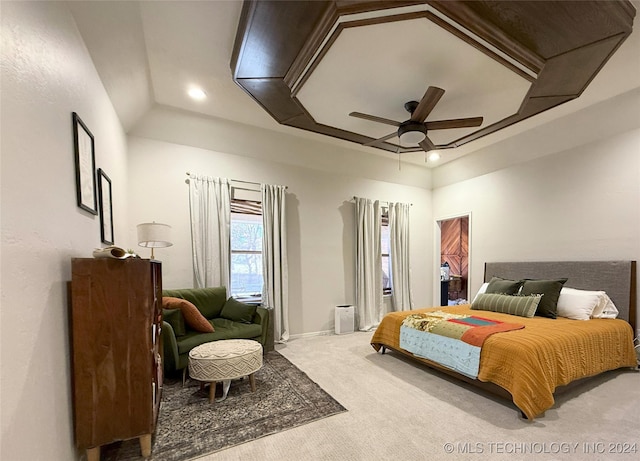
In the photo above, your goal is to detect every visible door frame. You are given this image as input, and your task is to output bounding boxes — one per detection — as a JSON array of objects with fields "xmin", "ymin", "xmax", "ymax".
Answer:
[{"xmin": 433, "ymin": 212, "xmax": 472, "ymax": 306}]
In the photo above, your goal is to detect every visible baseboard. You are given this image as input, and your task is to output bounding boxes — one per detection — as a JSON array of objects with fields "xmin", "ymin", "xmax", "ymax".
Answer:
[{"xmin": 288, "ymin": 329, "xmax": 334, "ymax": 340}]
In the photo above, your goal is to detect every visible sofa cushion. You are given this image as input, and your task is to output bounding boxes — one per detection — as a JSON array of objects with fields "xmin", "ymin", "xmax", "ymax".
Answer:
[
  {"xmin": 163, "ymin": 307, "xmax": 186, "ymax": 336},
  {"xmin": 162, "ymin": 297, "xmax": 214, "ymax": 333},
  {"xmin": 176, "ymin": 320, "xmax": 263, "ymax": 355},
  {"xmin": 162, "ymin": 287, "xmax": 227, "ymax": 319},
  {"xmin": 220, "ymin": 297, "xmax": 258, "ymax": 324}
]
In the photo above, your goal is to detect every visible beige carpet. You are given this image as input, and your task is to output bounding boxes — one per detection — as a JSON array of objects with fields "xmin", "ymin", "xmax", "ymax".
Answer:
[{"xmin": 197, "ymin": 331, "xmax": 640, "ymax": 460}]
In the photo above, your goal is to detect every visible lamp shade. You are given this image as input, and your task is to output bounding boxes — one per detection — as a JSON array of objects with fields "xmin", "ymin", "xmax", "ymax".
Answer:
[{"xmin": 137, "ymin": 222, "xmax": 173, "ymax": 249}]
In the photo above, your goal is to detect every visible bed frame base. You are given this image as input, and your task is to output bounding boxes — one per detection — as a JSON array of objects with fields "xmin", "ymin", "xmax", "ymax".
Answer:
[
  {"xmin": 372, "ymin": 342, "xmax": 521, "ymax": 414},
  {"xmin": 374, "ymin": 342, "xmax": 637, "ymax": 420}
]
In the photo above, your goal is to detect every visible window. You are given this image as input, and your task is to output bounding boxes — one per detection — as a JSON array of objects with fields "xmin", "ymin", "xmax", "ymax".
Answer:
[
  {"xmin": 230, "ymin": 199, "xmax": 263, "ymax": 300},
  {"xmin": 381, "ymin": 210, "xmax": 391, "ymax": 295}
]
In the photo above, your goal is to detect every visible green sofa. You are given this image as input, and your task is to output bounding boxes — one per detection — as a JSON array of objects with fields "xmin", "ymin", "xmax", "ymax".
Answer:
[{"xmin": 161, "ymin": 286, "xmax": 269, "ymax": 376}]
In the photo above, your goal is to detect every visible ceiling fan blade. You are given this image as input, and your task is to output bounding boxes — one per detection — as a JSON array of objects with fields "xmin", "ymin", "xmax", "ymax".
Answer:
[
  {"xmin": 349, "ymin": 112, "xmax": 401, "ymax": 127},
  {"xmin": 411, "ymin": 86, "xmax": 445, "ymax": 122},
  {"xmin": 364, "ymin": 132, "xmax": 397, "ymax": 146},
  {"xmin": 419, "ymin": 136, "xmax": 437, "ymax": 152},
  {"xmin": 425, "ymin": 117, "xmax": 483, "ymax": 130}
]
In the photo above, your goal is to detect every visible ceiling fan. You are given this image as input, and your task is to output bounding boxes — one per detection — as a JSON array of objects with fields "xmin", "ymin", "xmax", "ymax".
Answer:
[{"xmin": 349, "ymin": 86, "xmax": 483, "ymax": 152}]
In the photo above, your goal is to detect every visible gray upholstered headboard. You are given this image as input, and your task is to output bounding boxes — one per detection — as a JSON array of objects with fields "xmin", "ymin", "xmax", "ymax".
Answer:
[{"xmin": 484, "ymin": 261, "xmax": 637, "ymax": 331}]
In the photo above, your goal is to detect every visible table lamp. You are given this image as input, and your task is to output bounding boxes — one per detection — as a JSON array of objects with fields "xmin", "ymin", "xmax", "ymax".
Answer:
[{"xmin": 137, "ymin": 222, "xmax": 173, "ymax": 259}]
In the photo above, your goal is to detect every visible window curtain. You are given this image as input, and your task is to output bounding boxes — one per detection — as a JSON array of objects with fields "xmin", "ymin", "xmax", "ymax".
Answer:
[
  {"xmin": 389, "ymin": 202, "xmax": 413, "ymax": 311},
  {"xmin": 188, "ymin": 174, "xmax": 231, "ymax": 288},
  {"xmin": 355, "ymin": 197, "xmax": 383, "ymax": 331},
  {"xmin": 261, "ymin": 184, "xmax": 289, "ymax": 343}
]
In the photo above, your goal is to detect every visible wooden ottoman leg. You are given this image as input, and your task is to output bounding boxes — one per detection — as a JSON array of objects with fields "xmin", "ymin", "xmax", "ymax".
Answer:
[
  {"xmin": 249, "ymin": 373, "xmax": 256, "ymax": 392},
  {"xmin": 208, "ymin": 381, "xmax": 216, "ymax": 404},
  {"xmin": 86, "ymin": 446, "xmax": 100, "ymax": 461},
  {"xmin": 139, "ymin": 434, "xmax": 152, "ymax": 458}
]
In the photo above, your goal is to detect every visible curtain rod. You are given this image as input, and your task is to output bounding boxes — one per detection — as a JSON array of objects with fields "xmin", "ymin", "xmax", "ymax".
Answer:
[
  {"xmin": 352, "ymin": 196, "xmax": 413, "ymax": 206},
  {"xmin": 185, "ymin": 172, "xmax": 287, "ymax": 189}
]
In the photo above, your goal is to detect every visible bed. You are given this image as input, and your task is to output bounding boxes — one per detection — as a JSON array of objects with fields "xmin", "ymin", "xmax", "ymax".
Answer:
[{"xmin": 370, "ymin": 261, "xmax": 638, "ymax": 420}]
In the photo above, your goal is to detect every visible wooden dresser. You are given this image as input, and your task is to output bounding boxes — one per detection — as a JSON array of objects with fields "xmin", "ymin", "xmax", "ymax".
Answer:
[{"xmin": 70, "ymin": 258, "xmax": 162, "ymax": 461}]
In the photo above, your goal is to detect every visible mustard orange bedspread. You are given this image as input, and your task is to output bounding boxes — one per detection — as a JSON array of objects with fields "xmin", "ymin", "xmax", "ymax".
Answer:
[{"xmin": 370, "ymin": 305, "xmax": 637, "ymax": 419}]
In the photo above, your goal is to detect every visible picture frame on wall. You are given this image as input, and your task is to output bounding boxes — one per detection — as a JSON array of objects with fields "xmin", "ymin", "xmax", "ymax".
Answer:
[
  {"xmin": 72, "ymin": 112, "xmax": 98, "ymax": 215},
  {"xmin": 97, "ymin": 168, "xmax": 114, "ymax": 245}
]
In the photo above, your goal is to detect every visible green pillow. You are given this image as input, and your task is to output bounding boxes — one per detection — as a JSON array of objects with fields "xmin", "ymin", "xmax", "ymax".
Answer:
[
  {"xmin": 485, "ymin": 276, "xmax": 523, "ymax": 295},
  {"xmin": 162, "ymin": 287, "xmax": 227, "ymax": 319},
  {"xmin": 220, "ymin": 297, "xmax": 258, "ymax": 324},
  {"xmin": 471, "ymin": 293, "xmax": 542, "ymax": 318},
  {"xmin": 521, "ymin": 278, "xmax": 568, "ymax": 319},
  {"xmin": 163, "ymin": 308, "xmax": 186, "ymax": 336}
]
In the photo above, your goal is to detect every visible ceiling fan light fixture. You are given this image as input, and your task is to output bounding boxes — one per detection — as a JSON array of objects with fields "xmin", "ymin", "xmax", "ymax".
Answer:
[{"xmin": 398, "ymin": 121, "xmax": 426, "ymax": 145}]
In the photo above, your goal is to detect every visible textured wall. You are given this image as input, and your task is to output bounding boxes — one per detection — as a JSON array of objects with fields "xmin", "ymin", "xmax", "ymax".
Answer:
[
  {"xmin": 433, "ymin": 128, "xmax": 640, "ymax": 331},
  {"xmin": 1, "ymin": 2, "xmax": 128, "ymax": 459},
  {"xmin": 126, "ymin": 133, "xmax": 434, "ymax": 336}
]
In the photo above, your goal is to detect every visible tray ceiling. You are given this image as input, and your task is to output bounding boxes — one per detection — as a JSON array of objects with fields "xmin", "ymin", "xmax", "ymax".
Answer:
[
  {"xmin": 67, "ymin": 1, "xmax": 639, "ymax": 169},
  {"xmin": 232, "ymin": 0, "xmax": 636, "ymax": 156}
]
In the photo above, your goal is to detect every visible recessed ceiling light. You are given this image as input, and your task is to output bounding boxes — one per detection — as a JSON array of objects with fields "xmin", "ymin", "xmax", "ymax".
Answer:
[
  {"xmin": 188, "ymin": 87, "xmax": 207, "ymax": 101},
  {"xmin": 427, "ymin": 152, "xmax": 441, "ymax": 162}
]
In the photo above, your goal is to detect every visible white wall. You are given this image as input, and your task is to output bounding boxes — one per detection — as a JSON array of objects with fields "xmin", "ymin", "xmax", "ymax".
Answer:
[
  {"xmin": 1, "ymin": 2, "xmax": 128, "ymax": 459},
  {"xmin": 2, "ymin": 3, "xmax": 637, "ymax": 459},
  {"xmin": 127, "ymin": 111, "xmax": 434, "ymax": 336},
  {"xmin": 433, "ymin": 128, "xmax": 640, "ymax": 323}
]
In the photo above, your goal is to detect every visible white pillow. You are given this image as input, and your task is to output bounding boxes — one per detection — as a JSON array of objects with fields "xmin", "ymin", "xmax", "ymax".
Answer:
[
  {"xmin": 557, "ymin": 288, "xmax": 602, "ymax": 320},
  {"xmin": 472, "ymin": 282, "xmax": 489, "ymax": 303},
  {"xmin": 591, "ymin": 293, "xmax": 619, "ymax": 319},
  {"xmin": 556, "ymin": 287, "xmax": 619, "ymax": 320}
]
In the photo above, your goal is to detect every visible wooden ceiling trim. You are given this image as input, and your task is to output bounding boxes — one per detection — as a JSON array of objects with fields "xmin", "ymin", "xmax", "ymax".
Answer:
[
  {"xmin": 334, "ymin": 1, "xmax": 425, "ymax": 16},
  {"xmin": 236, "ymin": 78, "xmax": 306, "ymax": 122},
  {"xmin": 284, "ymin": 2, "xmax": 424, "ymax": 90},
  {"xmin": 281, "ymin": 111, "xmax": 384, "ymax": 147},
  {"xmin": 290, "ymin": 11, "xmax": 434, "ymax": 98},
  {"xmin": 424, "ymin": 10, "xmax": 535, "ymax": 83},
  {"xmin": 289, "ymin": 6, "xmax": 536, "ymax": 98},
  {"xmin": 332, "ymin": 10, "xmax": 427, "ymax": 28},
  {"xmin": 284, "ymin": 1, "xmax": 338, "ymax": 90},
  {"xmin": 231, "ymin": 0, "xmax": 635, "ymax": 154},
  {"xmin": 517, "ymin": 96, "xmax": 575, "ymax": 120},
  {"xmin": 427, "ymin": 0, "xmax": 545, "ymax": 74},
  {"xmin": 527, "ymin": 33, "xmax": 627, "ymax": 99},
  {"xmin": 232, "ymin": 0, "xmax": 330, "ymax": 80}
]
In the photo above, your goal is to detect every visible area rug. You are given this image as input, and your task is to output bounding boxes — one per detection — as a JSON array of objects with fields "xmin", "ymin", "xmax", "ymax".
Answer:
[{"xmin": 102, "ymin": 351, "xmax": 346, "ymax": 461}]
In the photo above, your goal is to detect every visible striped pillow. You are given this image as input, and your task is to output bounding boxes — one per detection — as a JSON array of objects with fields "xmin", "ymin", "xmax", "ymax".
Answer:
[{"xmin": 471, "ymin": 293, "xmax": 542, "ymax": 318}]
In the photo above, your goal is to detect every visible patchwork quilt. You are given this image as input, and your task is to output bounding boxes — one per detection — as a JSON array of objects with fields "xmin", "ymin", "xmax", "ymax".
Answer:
[{"xmin": 399, "ymin": 310, "xmax": 524, "ymax": 378}]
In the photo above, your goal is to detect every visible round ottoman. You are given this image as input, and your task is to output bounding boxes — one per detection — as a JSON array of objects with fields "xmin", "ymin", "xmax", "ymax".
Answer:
[{"xmin": 188, "ymin": 339, "xmax": 263, "ymax": 403}]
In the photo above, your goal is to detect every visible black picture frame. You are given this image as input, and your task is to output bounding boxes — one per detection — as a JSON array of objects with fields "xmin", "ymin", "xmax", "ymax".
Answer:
[
  {"xmin": 97, "ymin": 168, "xmax": 114, "ymax": 245},
  {"xmin": 72, "ymin": 112, "xmax": 98, "ymax": 215}
]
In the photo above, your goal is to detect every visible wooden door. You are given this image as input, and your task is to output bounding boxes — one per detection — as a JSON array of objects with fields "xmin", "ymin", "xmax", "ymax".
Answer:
[{"xmin": 440, "ymin": 216, "xmax": 469, "ymax": 301}]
